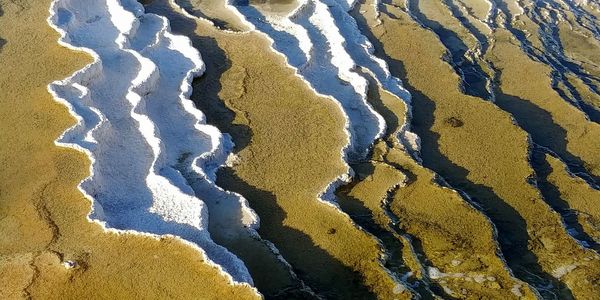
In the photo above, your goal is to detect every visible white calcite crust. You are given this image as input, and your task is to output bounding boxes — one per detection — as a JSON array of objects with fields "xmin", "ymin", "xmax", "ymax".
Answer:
[
  {"xmin": 47, "ymin": 0, "xmax": 261, "ymax": 289},
  {"xmin": 227, "ymin": 0, "xmax": 418, "ymax": 206}
]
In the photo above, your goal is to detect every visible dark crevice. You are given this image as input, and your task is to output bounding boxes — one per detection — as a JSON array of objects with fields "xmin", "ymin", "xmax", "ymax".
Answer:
[
  {"xmin": 553, "ymin": 0, "xmax": 600, "ymax": 41},
  {"xmin": 218, "ymin": 170, "xmax": 376, "ymax": 300},
  {"xmin": 531, "ymin": 146, "xmax": 600, "ymax": 253},
  {"xmin": 385, "ymin": 186, "xmax": 455, "ymax": 300},
  {"xmin": 406, "ymin": 0, "xmax": 493, "ymax": 100},
  {"xmin": 173, "ymin": 0, "xmax": 244, "ymax": 32},
  {"xmin": 23, "ymin": 183, "xmax": 61, "ymax": 299},
  {"xmin": 145, "ymin": 2, "xmax": 323, "ymax": 298},
  {"xmin": 366, "ymin": 2, "xmax": 591, "ymax": 298},
  {"xmin": 431, "ymin": 0, "xmax": 600, "ymax": 190},
  {"xmin": 454, "ymin": 0, "xmax": 495, "ymax": 31},
  {"xmin": 33, "ymin": 184, "xmax": 60, "ymax": 246},
  {"xmin": 411, "ymin": 85, "xmax": 574, "ymax": 300},
  {"xmin": 146, "ymin": 1, "xmax": 381, "ymax": 299},
  {"xmin": 492, "ymin": 0, "xmax": 600, "ymax": 124},
  {"xmin": 489, "ymin": 61, "xmax": 600, "ymax": 188},
  {"xmin": 23, "ymin": 255, "xmax": 39, "ymax": 300},
  {"xmin": 350, "ymin": 3, "xmax": 512, "ymax": 299},
  {"xmin": 351, "ymin": 57, "xmax": 450, "ymax": 297},
  {"xmin": 335, "ymin": 164, "xmax": 440, "ymax": 300},
  {"xmin": 344, "ymin": 5, "xmax": 447, "ymax": 298},
  {"xmin": 442, "ymin": 0, "xmax": 489, "ymax": 53},
  {"xmin": 332, "ymin": 68, "xmax": 430, "ymax": 297},
  {"xmin": 526, "ymin": 1, "xmax": 600, "ymax": 123},
  {"xmin": 351, "ymin": 3, "xmax": 571, "ymax": 297},
  {"xmin": 0, "ymin": 3, "xmax": 6, "ymax": 52}
]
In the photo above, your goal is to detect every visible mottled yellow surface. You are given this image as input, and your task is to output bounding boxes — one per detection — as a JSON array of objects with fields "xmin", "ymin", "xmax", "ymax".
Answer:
[
  {"xmin": 360, "ymin": 0, "xmax": 600, "ymax": 298},
  {"xmin": 0, "ymin": 1, "xmax": 258, "ymax": 299},
  {"xmin": 541, "ymin": 154, "xmax": 600, "ymax": 248},
  {"xmin": 3, "ymin": 0, "xmax": 600, "ymax": 299},
  {"xmin": 148, "ymin": 1, "xmax": 410, "ymax": 298}
]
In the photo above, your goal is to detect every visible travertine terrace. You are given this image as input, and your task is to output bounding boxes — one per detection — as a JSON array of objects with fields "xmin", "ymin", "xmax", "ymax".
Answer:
[{"xmin": 1, "ymin": 0, "xmax": 600, "ymax": 299}]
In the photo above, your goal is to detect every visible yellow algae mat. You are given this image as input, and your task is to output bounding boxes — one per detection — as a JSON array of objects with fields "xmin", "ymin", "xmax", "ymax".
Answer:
[{"xmin": 2, "ymin": 0, "xmax": 600, "ymax": 299}]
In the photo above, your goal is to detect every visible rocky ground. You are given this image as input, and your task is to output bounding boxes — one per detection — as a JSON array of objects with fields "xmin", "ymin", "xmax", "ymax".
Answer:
[{"xmin": 1, "ymin": 0, "xmax": 600, "ymax": 299}]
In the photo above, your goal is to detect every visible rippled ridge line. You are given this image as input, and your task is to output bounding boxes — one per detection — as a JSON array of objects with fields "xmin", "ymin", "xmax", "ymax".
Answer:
[{"xmin": 47, "ymin": 0, "xmax": 263, "ymax": 290}]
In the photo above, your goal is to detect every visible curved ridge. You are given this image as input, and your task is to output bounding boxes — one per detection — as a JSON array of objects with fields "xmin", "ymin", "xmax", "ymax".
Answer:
[
  {"xmin": 405, "ymin": 0, "xmax": 494, "ymax": 100},
  {"xmin": 219, "ymin": 0, "xmax": 424, "ymax": 293},
  {"xmin": 522, "ymin": 0, "xmax": 600, "ymax": 122},
  {"xmin": 482, "ymin": 0, "xmax": 600, "ymax": 125},
  {"xmin": 380, "ymin": 1, "xmax": 600, "ymax": 297},
  {"xmin": 227, "ymin": 0, "xmax": 419, "ymax": 206},
  {"xmin": 47, "ymin": 0, "xmax": 261, "ymax": 288},
  {"xmin": 557, "ymin": 0, "xmax": 600, "ymax": 41},
  {"xmin": 407, "ymin": 0, "xmax": 600, "ymax": 190},
  {"xmin": 485, "ymin": 1, "xmax": 600, "ymax": 188}
]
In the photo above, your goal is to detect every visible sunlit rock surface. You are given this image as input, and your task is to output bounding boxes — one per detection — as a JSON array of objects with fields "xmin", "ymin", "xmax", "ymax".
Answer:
[{"xmin": 1, "ymin": 0, "xmax": 600, "ymax": 299}]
